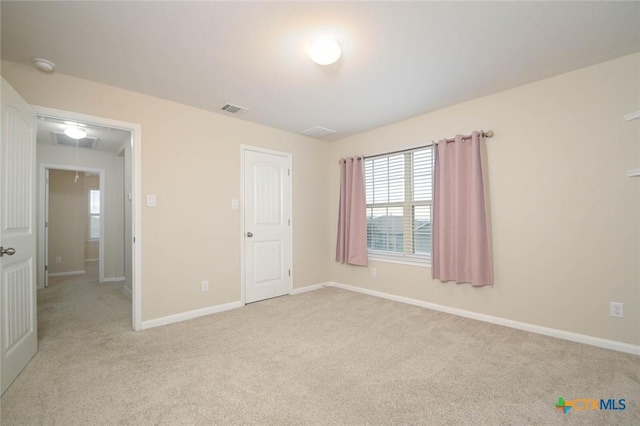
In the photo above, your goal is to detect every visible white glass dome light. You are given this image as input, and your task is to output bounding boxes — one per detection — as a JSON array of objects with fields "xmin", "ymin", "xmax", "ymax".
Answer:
[
  {"xmin": 309, "ymin": 38, "xmax": 342, "ymax": 65},
  {"xmin": 64, "ymin": 126, "xmax": 87, "ymax": 140}
]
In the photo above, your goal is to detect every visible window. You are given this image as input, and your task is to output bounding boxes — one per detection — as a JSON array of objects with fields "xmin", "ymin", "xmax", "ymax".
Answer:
[
  {"xmin": 89, "ymin": 189, "xmax": 100, "ymax": 240},
  {"xmin": 365, "ymin": 147, "xmax": 433, "ymax": 263}
]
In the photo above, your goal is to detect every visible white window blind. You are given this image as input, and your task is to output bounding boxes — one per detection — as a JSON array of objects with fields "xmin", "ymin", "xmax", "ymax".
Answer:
[
  {"xmin": 365, "ymin": 147, "xmax": 433, "ymax": 262},
  {"xmin": 89, "ymin": 189, "xmax": 100, "ymax": 240}
]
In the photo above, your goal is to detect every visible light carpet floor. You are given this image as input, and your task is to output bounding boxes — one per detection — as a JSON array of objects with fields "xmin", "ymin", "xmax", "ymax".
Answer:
[{"xmin": 1, "ymin": 269, "xmax": 639, "ymax": 425}]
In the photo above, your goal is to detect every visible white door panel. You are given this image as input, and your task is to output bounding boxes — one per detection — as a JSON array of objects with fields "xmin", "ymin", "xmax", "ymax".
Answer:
[
  {"xmin": 244, "ymin": 149, "xmax": 291, "ymax": 304},
  {"xmin": 1, "ymin": 78, "xmax": 37, "ymax": 395}
]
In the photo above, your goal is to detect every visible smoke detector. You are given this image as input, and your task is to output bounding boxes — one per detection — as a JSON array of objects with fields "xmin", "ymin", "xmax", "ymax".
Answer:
[{"xmin": 34, "ymin": 58, "xmax": 55, "ymax": 73}]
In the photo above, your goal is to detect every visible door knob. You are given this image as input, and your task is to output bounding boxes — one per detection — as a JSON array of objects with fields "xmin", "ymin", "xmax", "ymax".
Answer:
[
  {"xmin": 246, "ymin": 232, "xmax": 253, "ymax": 238},
  {"xmin": 0, "ymin": 247, "xmax": 16, "ymax": 257}
]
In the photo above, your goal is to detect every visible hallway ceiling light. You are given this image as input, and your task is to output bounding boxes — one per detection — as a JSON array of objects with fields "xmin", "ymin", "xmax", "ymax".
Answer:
[
  {"xmin": 64, "ymin": 126, "xmax": 87, "ymax": 140},
  {"xmin": 309, "ymin": 38, "xmax": 341, "ymax": 65}
]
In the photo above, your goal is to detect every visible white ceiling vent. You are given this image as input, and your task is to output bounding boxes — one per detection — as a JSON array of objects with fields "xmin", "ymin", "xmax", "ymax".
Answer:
[
  {"xmin": 302, "ymin": 126, "xmax": 336, "ymax": 138},
  {"xmin": 220, "ymin": 103, "xmax": 249, "ymax": 115},
  {"xmin": 54, "ymin": 132, "xmax": 97, "ymax": 149}
]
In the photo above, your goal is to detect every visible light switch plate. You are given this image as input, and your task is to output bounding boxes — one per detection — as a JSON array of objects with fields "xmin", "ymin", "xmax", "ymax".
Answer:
[{"xmin": 147, "ymin": 195, "xmax": 156, "ymax": 207}]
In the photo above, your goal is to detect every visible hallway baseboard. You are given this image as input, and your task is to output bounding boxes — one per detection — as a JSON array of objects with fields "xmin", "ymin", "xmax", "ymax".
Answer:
[
  {"xmin": 48, "ymin": 270, "xmax": 85, "ymax": 278},
  {"xmin": 101, "ymin": 276, "xmax": 125, "ymax": 283}
]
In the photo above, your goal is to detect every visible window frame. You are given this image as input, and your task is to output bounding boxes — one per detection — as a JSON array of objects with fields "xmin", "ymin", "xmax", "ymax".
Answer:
[{"xmin": 365, "ymin": 146, "xmax": 433, "ymax": 266}]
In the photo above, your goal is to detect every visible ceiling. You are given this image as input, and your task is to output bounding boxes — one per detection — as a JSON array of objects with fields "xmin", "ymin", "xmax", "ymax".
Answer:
[
  {"xmin": 2, "ymin": 2, "xmax": 639, "ymax": 141},
  {"xmin": 36, "ymin": 115, "xmax": 131, "ymax": 154}
]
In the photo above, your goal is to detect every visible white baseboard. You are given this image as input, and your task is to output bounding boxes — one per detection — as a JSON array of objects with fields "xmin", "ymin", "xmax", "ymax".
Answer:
[
  {"xmin": 85, "ymin": 258, "xmax": 99, "ymax": 262},
  {"xmin": 326, "ymin": 282, "xmax": 640, "ymax": 356},
  {"xmin": 141, "ymin": 301, "xmax": 243, "ymax": 330},
  {"xmin": 48, "ymin": 270, "xmax": 85, "ymax": 277},
  {"xmin": 101, "ymin": 276, "xmax": 125, "ymax": 283},
  {"xmin": 290, "ymin": 283, "xmax": 326, "ymax": 295}
]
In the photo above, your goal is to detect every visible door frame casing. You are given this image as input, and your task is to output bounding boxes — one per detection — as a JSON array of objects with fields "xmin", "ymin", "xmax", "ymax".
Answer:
[
  {"xmin": 33, "ymin": 106, "xmax": 143, "ymax": 331},
  {"xmin": 240, "ymin": 145, "xmax": 293, "ymax": 305}
]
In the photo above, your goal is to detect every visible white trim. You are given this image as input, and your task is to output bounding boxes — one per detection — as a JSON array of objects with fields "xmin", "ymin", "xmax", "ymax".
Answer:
[
  {"xmin": 290, "ymin": 283, "xmax": 326, "ymax": 295},
  {"xmin": 33, "ymin": 105, "xmax": 143, "ymax": 332},
  {"xmin": 240, "ymin": 145, "xmax": 293, "ymax": 305},
  {"xmin": 141, "ymin": 301, "xmax": 243, "ymax": 330},
  {"xmin": 625, "ymin": 169, "xmax": 640, "ymax": 177},
  {"xmin": 85, "ymin": 258, "xmax": 99, "ymax": 262},
  {"xmin": 240, "ymin": 147, "xmax": 246, "ymax": 305},
  {"xmin": 623, "ymin": 110, "xmax": 640, "ymax": 121},
  {"xmin": 48, "ymin": 270, "xmax": 85, "ymax": 277},
  {"xmin": 326, "ymin": 282, "xmax": 640, "ymax": 356},
  {"xmin": 368, "ymin": 254, "xmax": 430, "ymax": 267},
  {"xmin": 101, "ymin": 276, "xmax": 125, "ymax": 283}
]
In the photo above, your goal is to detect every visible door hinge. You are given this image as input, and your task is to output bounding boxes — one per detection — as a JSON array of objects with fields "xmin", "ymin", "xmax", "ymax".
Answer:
[
  {"xmin": 288, "ymin": 169, "xmax": 290, "ymax": 176},
  {"xmin": 45, "ymin": 221, "xmax": 48, "ymax": 228},
  {"xmin": 288, "ymin": 218, "xmax": 290, "ymax": 226},
  {"xmin": 45, "ymin": 265, "xmax": 48, "ymax": 271},
  {"xmin": 288, "ymin": 269, "xmax": 291, "ymax": 277},
  {"xmin": 133, "ymin": 237, "xmax": 136, "ymax": 243}
]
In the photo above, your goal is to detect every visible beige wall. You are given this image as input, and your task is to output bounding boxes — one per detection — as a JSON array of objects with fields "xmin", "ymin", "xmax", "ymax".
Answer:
[
  {"xmin": 48, "ymin": 170, "xmax": 86, "ymax": 274},
  {"xmin": 1, "ymin": 60, "xmax": 331, "ymax": 321},
  {"xmin": 328, "ymin": 53, "xmax": 640, "ymax": 346}
]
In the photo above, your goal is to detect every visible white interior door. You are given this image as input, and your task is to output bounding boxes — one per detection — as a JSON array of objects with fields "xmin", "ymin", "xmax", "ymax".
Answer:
[
  {"xmin": 1, "ymin": 78, "xmax": 37, "ymax": 395},
  {"xmin": 244, "ymin": 148, "xmax": 292, "ymax": 304}
]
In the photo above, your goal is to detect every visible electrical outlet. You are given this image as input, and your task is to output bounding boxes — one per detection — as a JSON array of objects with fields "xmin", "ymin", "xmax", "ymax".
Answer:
[
  {"xmin": 610, "ymin": 302, "xmax": 624, "ymax": 318},
  {"xmin": 371, "ymin": 267, "xmax": 377, "ymax": 277},
  {"xmin": 201, "ymin": 280, "xmax": 209, "ymax": 292},
  {"xmin": 55, "ymin": 256, "xmax": 62, "ymax": 264}
]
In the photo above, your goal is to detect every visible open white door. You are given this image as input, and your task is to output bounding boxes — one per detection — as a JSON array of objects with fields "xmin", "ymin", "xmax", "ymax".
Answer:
[
  {"xmin": 243, "ymin": 147, "xmax": 292, "ymax": 304},
  {"xmin": 1, "ymin": 78, "xmax": 37, "ymax": 395}
]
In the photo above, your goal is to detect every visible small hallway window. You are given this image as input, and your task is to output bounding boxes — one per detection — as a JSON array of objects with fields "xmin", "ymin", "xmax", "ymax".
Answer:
[{"xmin": 89, "ymin": 189, "xmax": 100, "ymax": 240}]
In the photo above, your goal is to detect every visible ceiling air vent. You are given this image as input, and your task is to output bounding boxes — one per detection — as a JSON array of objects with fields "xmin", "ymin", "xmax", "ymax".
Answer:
[
  {"xmin": 302, "ymin": 126, "xmax": 336, "ymax": 138},
  {"xmin": 220, "ymin": 103, "xmax": 249, "ymax": 115},
  {"xmin": 54, "ymin": 132, "xmax": 97, "ymax": 149}
]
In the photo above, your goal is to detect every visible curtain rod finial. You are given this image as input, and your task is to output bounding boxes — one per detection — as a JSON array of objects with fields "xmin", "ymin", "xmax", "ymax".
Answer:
[{"xmin": 484, "ymin": 130, "xmax": 494, "ymax": 138}]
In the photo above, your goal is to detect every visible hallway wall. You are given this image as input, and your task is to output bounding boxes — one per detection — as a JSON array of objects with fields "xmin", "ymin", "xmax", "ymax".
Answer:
[{"xmin": 48, "ymin": 170, "xmax": 85, "ymax": 274}]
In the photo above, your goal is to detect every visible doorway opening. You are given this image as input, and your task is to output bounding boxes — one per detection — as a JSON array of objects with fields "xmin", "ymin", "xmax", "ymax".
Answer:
[
  {"xmin": 34, "ymin": 106, "xmax": 142, "ymax": 330},
  {"xmin": 42, "ymin": 167, "xmax": 106, "ymax": 288}
]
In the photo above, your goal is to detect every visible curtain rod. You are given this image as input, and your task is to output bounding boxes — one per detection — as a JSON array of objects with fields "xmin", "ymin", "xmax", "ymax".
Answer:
[{"xmin": 364, "ymin": 130, "xmax": 494, "ymax": 159}]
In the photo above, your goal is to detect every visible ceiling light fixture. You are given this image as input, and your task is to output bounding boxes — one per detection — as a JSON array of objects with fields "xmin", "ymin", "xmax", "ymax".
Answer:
[
  {"xmin": 33, "ymin": 58, "xmax": 55, "ymax": 73},
  {"xmin": 64, "ymin": 126, "xmax": 87, "ymax": 140},
  {"xmin": 309, "ymin": 38, "xmax": 341, "ymax": 65}
]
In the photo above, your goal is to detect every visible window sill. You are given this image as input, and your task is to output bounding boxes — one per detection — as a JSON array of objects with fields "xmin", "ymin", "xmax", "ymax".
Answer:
[{"xmin": 367, "ymin": 253, "xmax": 431, "ymax": 268}]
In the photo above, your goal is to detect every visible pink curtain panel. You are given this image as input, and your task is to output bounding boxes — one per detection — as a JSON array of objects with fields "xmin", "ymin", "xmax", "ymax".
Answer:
[
  {"xmin": 432, "ymin": 132, "xmax": 493, "ymax": 286},
  {"xmin": 336, "ymin": 157, "xmax": 368, "ymax": 266}
]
